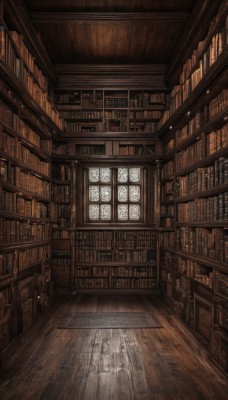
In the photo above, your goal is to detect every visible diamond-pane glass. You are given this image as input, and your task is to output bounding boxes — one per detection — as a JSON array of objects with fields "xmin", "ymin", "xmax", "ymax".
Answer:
[
  {"xmin": 89, "ymin": 204, "xmax": 99, "ymax": 220},
  {"xmin": 100, "ymin": 204, "xmax": 111, "ymax": 220},
  {"xmin": 118, "ymin": 168, "xmax": 128, "ymax": 182},
  {"xmin": 118, "ymin": 204, "xmax": 128, "ymax": 220},
  {"xmin": 100, "ymin": 186, "xmax": 111, "ymax": 202},
  {"xmin": 100, "ymin": 168, "xmax": 111, "ymax": 183},
  {"xmin": 129, "ymin": 185, "xmax": 140, "ymax": 202},
  {"xmin": 129, "ymin": 204, "xmax": 140, "ymax": 220},
  {"xmin": 118, "ymin": 186, "xmax": 128, "ymax": 202},
  {"xmin": 89, "ymin": 168, "xmax": 99, "ymax": 182},
  {"xmin": 129, "ymin": 168, "xmax": 140, "ymax": 182},
  {"xmin": 89, "ymin": 186, "xmax": 99, "ymax": 202}
]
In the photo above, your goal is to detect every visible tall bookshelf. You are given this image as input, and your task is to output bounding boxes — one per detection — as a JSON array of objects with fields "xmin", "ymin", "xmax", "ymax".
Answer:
[
  {"xmin": 52, "ymin": 85, "xmax": 164, "ymax": 293},
  {"xmin": 159, "ymin": 3, "xmax": 228, "ymax": 374},
  {"xmin": 0, "ymin": 9, "xmax": 61, "ymax": 348}
]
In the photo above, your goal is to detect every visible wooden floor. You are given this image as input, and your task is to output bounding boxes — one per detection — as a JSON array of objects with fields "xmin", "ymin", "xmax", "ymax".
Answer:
[{"xmin": 0, "ymin": 294, "xmax": 228, "ymax": 400}]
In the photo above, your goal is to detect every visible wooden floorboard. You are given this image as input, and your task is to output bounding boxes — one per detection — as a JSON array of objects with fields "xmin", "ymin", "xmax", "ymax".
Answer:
[{"xmin": 0, "ymin": 294, "xmax": 227, "ymax": 400}]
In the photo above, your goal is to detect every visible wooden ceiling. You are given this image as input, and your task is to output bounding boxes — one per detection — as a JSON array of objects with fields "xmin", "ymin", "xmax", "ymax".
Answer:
[{"xmin": 24, "ymin": 0, "xmax": 196, "ymax": 65}]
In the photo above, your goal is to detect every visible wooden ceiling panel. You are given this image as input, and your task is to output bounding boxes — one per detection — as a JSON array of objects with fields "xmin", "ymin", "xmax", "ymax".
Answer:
[
  {"xmin": 34, "ymin": 20, "xmax": 185, "ymax": 64},
  {"xmin": 25, "ymin": 0, "xmax": 195, "ymax": 12}
]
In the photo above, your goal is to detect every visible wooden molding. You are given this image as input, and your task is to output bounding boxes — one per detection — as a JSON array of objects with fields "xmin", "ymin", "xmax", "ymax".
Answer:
[
  {"xmin": 55, "ymin": 64, "xmax": 167, "ymax": 90},
  {"xmin": 30, "ymin": 11, "xmax": 189, "ymax": 23}
]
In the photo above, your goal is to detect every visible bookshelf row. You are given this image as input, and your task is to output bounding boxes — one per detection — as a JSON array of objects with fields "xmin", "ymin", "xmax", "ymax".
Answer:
[
  {"xmin": 159, "ymin": 4, "xmax": 228, "ymax": 130},
  {"xmin": 55, "ymin": 89, "xmax": 167, "ymax": 134}
]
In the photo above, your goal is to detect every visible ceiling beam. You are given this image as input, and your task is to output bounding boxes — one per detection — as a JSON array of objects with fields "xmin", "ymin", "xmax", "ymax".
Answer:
[
  {"xmin": 30, "ymin": 11, "xmax": 189, "ymax": 24},
  {"xmin": 55, "ymin": 64, "xmax": 167, "ymax": 75}
]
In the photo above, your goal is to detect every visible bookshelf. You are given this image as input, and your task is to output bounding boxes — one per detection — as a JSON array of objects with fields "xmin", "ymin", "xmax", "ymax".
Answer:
[
  {"xmin": 74, "ymin": 229, "xmax": 157, "ymax": 291},
  {"xmin": 55, "ymin": 89, "xmax": 166, "ymax": 137},
  {"xmin": 0, "ymin": 15, "xmax": 59, "ymax": 347},
  {"xmin": 159, "ymin": 5, "xmax": 228, "ymax": 373}
]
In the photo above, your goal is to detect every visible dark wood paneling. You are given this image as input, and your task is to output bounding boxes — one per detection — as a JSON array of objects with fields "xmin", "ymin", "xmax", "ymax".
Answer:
[
  {"xmin": 33, "ymin": 20, "xmax": 186, "ymax": 64},
  {"xmin": 25, "ymin": 0, "xmax": 196, "ymax": 12}
]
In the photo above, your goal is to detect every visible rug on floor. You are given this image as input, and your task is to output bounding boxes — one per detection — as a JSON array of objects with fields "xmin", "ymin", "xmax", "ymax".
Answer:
[{"xmin": 58, "ymin": 312, "xmax": 162, "ymax": 329}]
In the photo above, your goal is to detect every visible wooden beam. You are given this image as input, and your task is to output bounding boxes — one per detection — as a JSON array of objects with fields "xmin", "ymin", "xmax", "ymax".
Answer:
[
  {"xmin": 55, "ymin": 64, "xmax": 167, "ymax": 75},
  {"xmin": 30, "ymin": 11, "xmax": 189, "ymax": 24}
]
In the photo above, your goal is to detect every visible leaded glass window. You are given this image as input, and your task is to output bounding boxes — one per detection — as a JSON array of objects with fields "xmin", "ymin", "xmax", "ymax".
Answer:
[{"xmin": 88, "ymin": 167, "xmax": 143, "ymax": 223}]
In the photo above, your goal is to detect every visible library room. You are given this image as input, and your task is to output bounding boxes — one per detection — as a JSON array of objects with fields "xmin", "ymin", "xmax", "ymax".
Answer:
[{"xmin": 0, "ymin": 0, "xmax": 227, "ymax": 398}]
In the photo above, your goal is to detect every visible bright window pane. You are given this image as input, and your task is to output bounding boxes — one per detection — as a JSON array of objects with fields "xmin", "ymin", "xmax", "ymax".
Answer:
[
  {"xmin": 129, "ymin": 204, "xmax": 140, "ymax": 220},
  {"xmin": 100, "ymin": 204, "xmax": 111, "ymax": 220},
  {"xmin": 89, "ymin": 204, "xmax": 99, "ymax": 220},
  {"xmin": 118, "ymin": 185, "xmax": 128, "ymax": 202},
  {"xmin": 89, "ymin": 186, "xmax": 99, "ymax": 202},
  {"xmin": 100, "ymin": 186, "xmax": 111, "ymax": 202},
  {"xmin": 100, "ymin": 168, "xmax": 111, "ymax": 183},
  {"xmin": 118, "ymin": 168, "xmax": 128, "ymax": 182},
  {"xmin": 118, "ymin": 204, "xmax": 128, "ymax": 220},
  {"xmin": 89, "ymin": 168, "xmax": 99, "ymax": 182},
  {"xmin": 129, "ymin": 168, "xmax": 140, "ymax": 182},
  {"xmin": 129, "ymin": 185, "xmax": 140, "ymax": 202}
]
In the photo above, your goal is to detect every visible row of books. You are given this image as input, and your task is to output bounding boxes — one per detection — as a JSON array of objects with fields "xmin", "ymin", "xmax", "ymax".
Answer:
[
  {"xmin": 1, "ymin": 137, "xmax": 50, "ymax": 179},
  {"xmin": 75, "ymin": 230, "xmax": 113, "ymax": 241},
  {"xmin": 1, "ymin": 190, "xmax": 49, "ymax": 218},
  {"xmin": 129, "ymin": 110, "xmax": 162, "ymax": 119},
  {"xmin": 0, "ymin": 27, "xmax": 63, "ymax": 129},
  {"xmin": 52, "ymin": 184, "xmax": 70, "ymax": 202},
  {"xmin": 0, "ymin": 219, "xmax": 50, "ymax": 244},
  {"xmin": 159, "ymin": 9, "xmax": 228, "ymax": 128},
  {"xmin": 215, "ymin": 271, "xmax": 228, "ymax": 299},
  {"xmin": 110, "ymin": 266, "xmax": 156, "ymax": 278},
  {"xmin": 18, "ymin": 144, "xmax": 50, "ymax": 176},
  {"xmin": 164, "ymin": 138, "xmax": 174, "ymax": 153},
  {"xmin": 76, "ymin": 278, "xmax": 109, "ymax": 289},
  {"xmin": 12, "ymin": 166, "xmax": 50, "ymax": 198},
  {"xmin": 65, "ymin": 121, "xmax": 103, "ymax": 133},
  {"xmin": 160, "ymin": 249, "xmax": 174, "ymax": 269},
  {"xmin": 75, "ymin": 239, "xmax": 113, "ymax": 250},
  {"xmin": 130, "ymin": 92, "xmax": 166, "ymax": 108},
  {"xmin": 104, "ymin": 110, "xmax": 127, "ymax": 118},
  {"xmin": 175, "ymin": 157, "xmax": 228, "ymax": 197},
  {"xmin": 119, "ymin": 144, "xmax": 155, "ymax": 156},
  {"xmin": 0, "ymin": 286, "xmax": 12, "ymax": 318},
  {"xmin": 209, "ymin": 89, "xmax": 228, "ymax": 118},
  {"xmin": 104, "ymin": 98, "xmax": 128, "ymax": 108},
  {"xmin": 177, "ymin": 193, "xmax": 228, "ymax": 222},
  {"xmin": 0, "ymin": 78, "xmax": 53, "ymax": 140},
  {"xmin": 75, "ymin": 266, "xmax": 109, "ymax": 277},
  {"xmin": 207, "ymin": 124, "xmax": 228, "ymax": 155},
  {"xmin": 52, "ymin": 257, "xmax": 70, "ymax": 266},
  {"xmin": 1, "ymin": 114, "xmax": 51, "ymax": 156},
  {"xmin": 111, "ymin": 278, "xmax": 156, "ymax": 289},
  {"xmin": 175, "ymin": 112, "xmax": 203, "ymax": 146},
  {"xmin": 18, "ymin": 245, "xmax": 50, "ymax": 272},
  {"xmin": 60, "ymin": 110, "xmax": 103, "ymax": 119},
  {"xmin": 177, "ymin": 227, "xmax": 228, "ymax": 263},
  {"xmin": 176, "ymin": 137, "xmax": 204, "ymax": 171},
  {"xmin": 161, "ymin": 160, "xmax": 174, "ymax": 179},
  {"xmin": 75, "ymin": 144, "xmax": 105, "ymax": 156},
  {"xmin": 76, "ymin": 250, "xmax": 112, "ymax": 262},
  {"xmin": 104, "ymin": 120, "xmax": 128, "ymax": 132},
  {"xmin": 160, "ymin": 231, "xmax": 175, "ymax": 249},
  {"xmin": 129, "ymin": 121, "xmax": 157, "ymax": 133},
  {"xmin": 116, "ymin": 239, "xmax": 156, "ymax": 250},
  {"xmin": 161, "ymin": 180, "xmax": 174, "ymax": 201},
  {"xmin": 114, "ymin": 250, "xmax": 156, "ymax": 263},
  {"xmin": 176, "ymin": 256, "xmax": 213, "ymax": 288},
  {"xmin": 160, "ymin": 218, "xmax": 173, "ymax": 228}
]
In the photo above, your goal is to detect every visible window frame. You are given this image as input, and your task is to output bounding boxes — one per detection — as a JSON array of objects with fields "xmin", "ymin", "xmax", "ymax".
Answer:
[{"xmin": 85, "ymin": 166, "xmax": 146, "ymax": 224}]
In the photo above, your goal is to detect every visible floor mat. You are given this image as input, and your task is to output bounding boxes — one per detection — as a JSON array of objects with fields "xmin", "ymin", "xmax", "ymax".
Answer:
[{"xmin": 58, "ymin": 312, "xmax": 162, "ymax": 329}]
